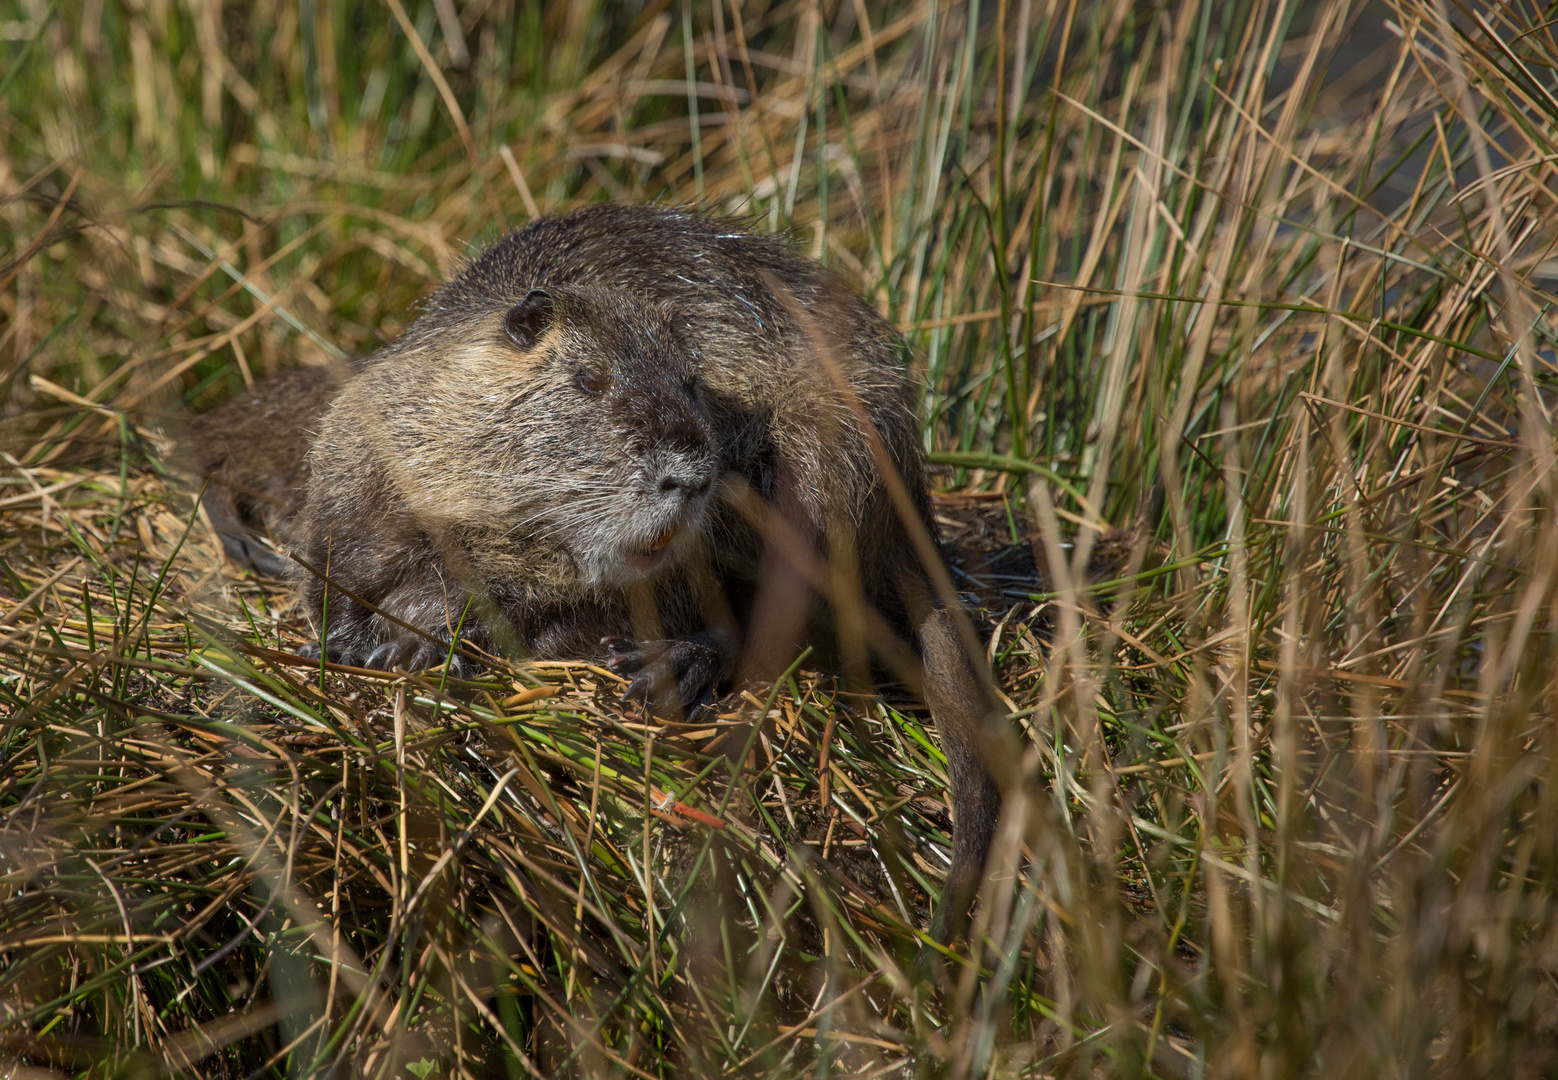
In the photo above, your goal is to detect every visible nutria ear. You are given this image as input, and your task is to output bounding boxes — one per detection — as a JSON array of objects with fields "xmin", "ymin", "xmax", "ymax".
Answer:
[{"xmin": 504, "ymin": 288, "xmax": 554, "ymax": 350}]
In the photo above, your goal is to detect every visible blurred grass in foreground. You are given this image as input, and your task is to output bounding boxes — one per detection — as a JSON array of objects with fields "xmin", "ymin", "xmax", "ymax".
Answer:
[{"xmin": 5, "ymin": 0, "xmax": 1558, "ymax": 1075}]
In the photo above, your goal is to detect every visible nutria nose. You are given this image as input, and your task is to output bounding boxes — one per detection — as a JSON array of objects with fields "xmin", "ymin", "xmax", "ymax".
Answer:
[{"xmin": 659, "ymin": 473, "xmax": 712, "ymax": 496}]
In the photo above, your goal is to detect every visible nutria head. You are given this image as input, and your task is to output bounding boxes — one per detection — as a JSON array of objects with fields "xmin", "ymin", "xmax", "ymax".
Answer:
[{"xmin": 338, "ymin": 283, "xmax": 719, "ymax": 589}]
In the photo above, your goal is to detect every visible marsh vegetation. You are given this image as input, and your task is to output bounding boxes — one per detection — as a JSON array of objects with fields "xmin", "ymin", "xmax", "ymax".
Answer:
[{"xmin": 3, "ymin": 0, "xmax": 1558, "ymax": 1075}]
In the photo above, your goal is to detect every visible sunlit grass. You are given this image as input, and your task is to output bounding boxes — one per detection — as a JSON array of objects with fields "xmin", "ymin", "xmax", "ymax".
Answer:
[{"xmin": 4, "ymin": 0, "xmax": 1558, "ymax": 1075}]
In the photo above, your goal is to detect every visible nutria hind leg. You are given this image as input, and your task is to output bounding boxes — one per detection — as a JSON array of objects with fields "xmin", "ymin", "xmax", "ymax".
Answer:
[{"xmin": 917, "ymin": 607, "xmax": 1007, "ymax": 954}]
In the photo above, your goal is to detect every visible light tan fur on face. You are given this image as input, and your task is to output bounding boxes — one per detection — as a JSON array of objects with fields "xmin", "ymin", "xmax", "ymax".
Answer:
[{"xmin": 353, "ymin": 332, "xmax": 563, "ymax": 527}]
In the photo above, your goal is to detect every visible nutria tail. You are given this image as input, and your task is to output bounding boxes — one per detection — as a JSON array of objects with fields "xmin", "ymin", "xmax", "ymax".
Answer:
[
  {"xmin": 919, "ymin": 607, "xmax": 1006, "ymax": 946},
  {"xmin": 184, "ymin": 365, "xmax": 344, "ymax": 577},
  {"xmin": 198, "ymin": 483, "xmax": 292, "ymax": 577}
]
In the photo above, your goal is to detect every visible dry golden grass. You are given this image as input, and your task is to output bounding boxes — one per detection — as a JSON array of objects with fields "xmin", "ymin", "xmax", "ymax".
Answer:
[{"xmin": 5, "ymin": 0, "xmax": 1558, "ymax": 1076}]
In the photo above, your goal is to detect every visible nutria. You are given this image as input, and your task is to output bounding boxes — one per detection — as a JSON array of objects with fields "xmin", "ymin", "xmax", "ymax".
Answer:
[{"xmin": 191, "ymin": 204, "xmax": 1006, "ymax": 944}]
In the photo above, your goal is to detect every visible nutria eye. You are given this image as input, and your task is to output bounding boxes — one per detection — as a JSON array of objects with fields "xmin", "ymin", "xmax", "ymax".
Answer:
[{"xmin": 576, "ymin": 371, "xmax": 603, "ymax": 395}]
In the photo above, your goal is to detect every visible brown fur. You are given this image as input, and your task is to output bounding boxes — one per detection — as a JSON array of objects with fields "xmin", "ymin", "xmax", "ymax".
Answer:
[
  {"xmin": 187, "ymin": 364, "xmax": 343, "ymax": 576},
  {"xmin": 190, "ymin": 205, "xmax": 1006, "ymax": 943}
]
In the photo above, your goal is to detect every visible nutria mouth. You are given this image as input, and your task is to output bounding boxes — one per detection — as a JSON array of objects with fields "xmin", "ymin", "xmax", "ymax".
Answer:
[{"xmin": 625, "ymin": 526, "xmax": 677, "ymax": 571}]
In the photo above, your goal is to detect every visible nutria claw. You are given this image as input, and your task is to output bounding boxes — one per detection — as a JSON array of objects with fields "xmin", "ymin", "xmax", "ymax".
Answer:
[
  {"xmin": 300, "ymin": 636, "xmax": 475, "ymax": 677},
  {"xmin": 364, "ymin": 638, "xmax": 437, "ymax": 673},
  {"xmin": 602, "ymin": 635, "xmax": 722, "ymax": 715}
]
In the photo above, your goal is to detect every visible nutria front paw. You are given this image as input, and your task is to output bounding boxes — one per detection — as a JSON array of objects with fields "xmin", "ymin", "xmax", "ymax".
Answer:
[
  {"xmin": 301, "ymin": 635, "xmax": 475, "ymax": 676},
  {"xmin": 297, "ymin": 640, "xmax": 362, "ymax": 666},
  {"xmin": 602, "ymin": 636, "xmax": 723, "ymax": 716}
]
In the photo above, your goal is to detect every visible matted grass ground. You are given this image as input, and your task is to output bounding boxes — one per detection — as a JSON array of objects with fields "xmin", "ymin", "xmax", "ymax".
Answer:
[{"xmin": 5, "ymin": 0, "xmax": 1558, "ymax": 1076}]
